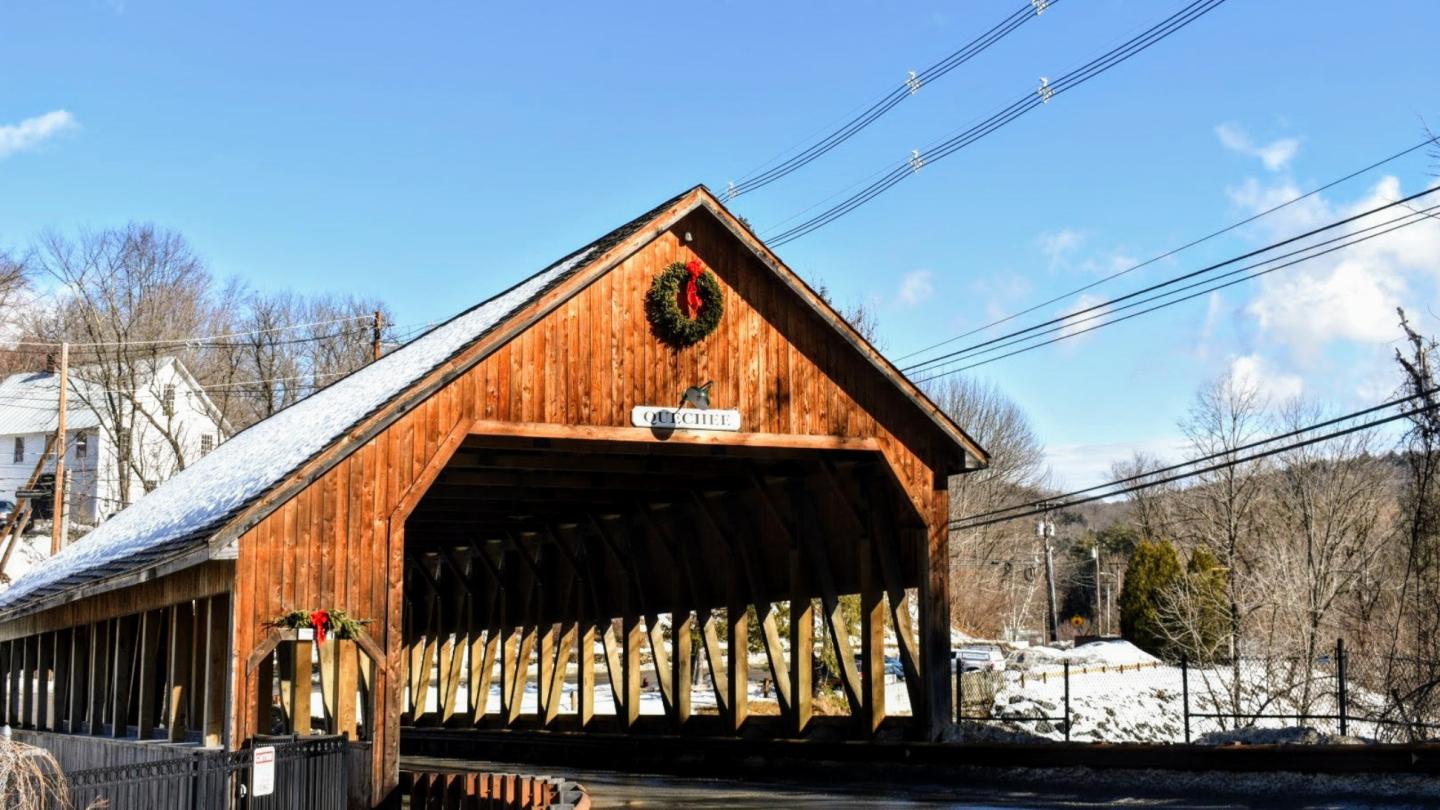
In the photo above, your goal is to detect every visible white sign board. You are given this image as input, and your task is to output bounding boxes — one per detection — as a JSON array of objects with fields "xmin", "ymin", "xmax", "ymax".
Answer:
[
  {"xmin": 631, "ymin": 406, "xmax": 741, "ymax": 432},
  {"xmin": 252, "ymin": 745, "xmax": 276, "ymax": 797}
]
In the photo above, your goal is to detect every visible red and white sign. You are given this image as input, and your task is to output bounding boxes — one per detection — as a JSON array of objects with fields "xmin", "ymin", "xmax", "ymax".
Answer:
[{"xmin": 252, "ymin": 745, "xmax": 276, "ymax": 797}]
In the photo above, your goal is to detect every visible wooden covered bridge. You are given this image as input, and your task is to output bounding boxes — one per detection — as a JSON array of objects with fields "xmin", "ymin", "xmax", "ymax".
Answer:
[{"xmin": 0, "ymin": 186, "xmax": 986, "ymax": 807}]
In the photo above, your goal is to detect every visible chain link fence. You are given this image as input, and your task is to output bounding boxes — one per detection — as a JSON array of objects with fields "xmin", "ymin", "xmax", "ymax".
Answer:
[{"xmin": 954, "ymin": 641, "xmax": 1440, "ymax": 744}]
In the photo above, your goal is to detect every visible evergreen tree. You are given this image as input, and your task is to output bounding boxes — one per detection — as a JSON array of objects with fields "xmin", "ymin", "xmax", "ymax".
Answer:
[{"xmin": 1119, "ymin": 539, "xmax": 1182, "ymax": 657}]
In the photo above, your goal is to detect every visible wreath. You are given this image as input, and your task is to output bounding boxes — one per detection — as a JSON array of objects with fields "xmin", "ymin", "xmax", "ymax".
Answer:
[{"xmin": 645, "ymin": 259, "xmax": 723, "ymax": 346}]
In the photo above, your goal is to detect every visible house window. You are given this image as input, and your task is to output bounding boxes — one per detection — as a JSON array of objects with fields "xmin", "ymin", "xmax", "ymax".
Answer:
[
  {"xmin": 200, "ymin": 434, "xmax": 214, "ymax": 456},
  {"xmin": 12, "ymin": 437, "xmax": 22, "ymax": 464},
  {"xmin": 75, "ymin": 432, "xmax": 88, "ymax": 459},
  {"xmin": 163, "ymin": 385, "xmax": 177, "ymax": 417}
]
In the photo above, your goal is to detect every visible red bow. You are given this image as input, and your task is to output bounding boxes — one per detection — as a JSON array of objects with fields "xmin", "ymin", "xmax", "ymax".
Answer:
[
  {"xmin": 683, "ymin": 260, "xmax": 704, "ymax": 319},
  {"xmin": 309, "ymin": 609, "xmax": 330, "ymax": 644}
]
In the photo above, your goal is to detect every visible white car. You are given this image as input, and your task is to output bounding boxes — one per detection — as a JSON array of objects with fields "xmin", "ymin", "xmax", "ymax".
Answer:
[{"xmin": 954, "ymin": 646, "xmax": 1006, "ymax": 672}]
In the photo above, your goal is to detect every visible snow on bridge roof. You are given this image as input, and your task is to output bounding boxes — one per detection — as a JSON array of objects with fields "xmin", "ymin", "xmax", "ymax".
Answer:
[{"xmin": 0, "ymin": 189, "xmax": 693, "ymax": 616}]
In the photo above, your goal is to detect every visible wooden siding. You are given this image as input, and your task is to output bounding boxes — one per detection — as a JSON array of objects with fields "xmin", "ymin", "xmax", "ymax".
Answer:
[{"xmin": 233, "ymin": 196, "xmax": 959, "ymax": 803}]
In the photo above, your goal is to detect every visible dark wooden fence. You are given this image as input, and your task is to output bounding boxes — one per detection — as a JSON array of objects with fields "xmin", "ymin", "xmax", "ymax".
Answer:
[{"xmin": 401, "ymin": 767, "xmax": 590, "ymax": 809}]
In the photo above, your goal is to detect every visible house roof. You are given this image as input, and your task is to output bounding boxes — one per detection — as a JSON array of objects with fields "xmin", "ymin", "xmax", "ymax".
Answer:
[
  {"xmin": 0, "ymin": 186, "xmax": 984, "ymax": 619},
  {"xmin": 0, "ymin": 372, "xmax": 104, "ymax": 436}
]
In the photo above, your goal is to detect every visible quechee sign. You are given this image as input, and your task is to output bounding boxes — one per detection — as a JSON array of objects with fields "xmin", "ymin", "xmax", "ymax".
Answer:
[{"xmin": 630, "ymin": 405, "xmax": 741, "ymax": 432}]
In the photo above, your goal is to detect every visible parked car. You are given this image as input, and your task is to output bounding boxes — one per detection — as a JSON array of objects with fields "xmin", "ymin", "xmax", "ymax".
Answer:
[
  {"xmin": 954, "ymin": 646, "xmax": 1006, "ymax": 672},
  {"xmin": 0, "ymin": 500, "xmax": 13, "ymax": 523}
]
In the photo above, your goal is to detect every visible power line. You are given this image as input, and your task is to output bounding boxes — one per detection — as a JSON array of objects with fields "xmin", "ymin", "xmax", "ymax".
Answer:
[
  {"xmin": 950, "ymin": 396, "xmax": 1430, "ymax": 531},
  {"xmin": 727, "ymin": 0, "xmax": 1056, "ymax": 199},
  {"xmin": 764, "ymin": 0, "xmax": 1228, "ymax": 247},
  {"xmin": 892, "ymin": 136, "xmax": 1440, "ymax": 363},
  {"xmin": 911, "ymin": 198, "xmax": 1440, "ymax": 382}
]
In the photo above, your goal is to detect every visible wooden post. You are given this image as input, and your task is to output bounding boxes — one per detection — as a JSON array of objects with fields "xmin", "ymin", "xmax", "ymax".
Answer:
[
  {"xmin": 291, "ymin": 641, "xmax": 313, "ymax": 735},
  {"xmin": 577, "ymin": 622, "xmax": 595, "ymax": 728},
  {"xmin": 35, "ymin": 633, "xmax": 52, "ymax": 731},
  {"xmin": 372, "ymin": 310, "xmax": 385, "ymax": 362},
  {"xmin": 51, "ymin": 341, "xmax": 68, "ymax": 555},
  {"xmin": 137, "ymin": 610, "xmax": 163, "ymax": 739},
  {"xmin": 860, "ymin": 523, "xmax": 885, "ymax": 734},
  {"xmin": 337, "ymin": 640, "xmax": 359, "ymax": 737},
  {"xmin": 88, "ymin": 621, "xmax": 110, "ymax": 735},
  {"xmin": 166, "ymin": 604, "xmax": 195, "ymax": 740},
  {"xmin": 50, "ymin": 630, "xmax": 71, "ymax": 732},
  {"xmin": 67, "ymin": 627, "xmax": 87, "ymax": 734},
  {"xmin": 622, "ymin": 611, "xmax": 642, "ymax": 729},
  {"xmin": 789, "ymin": 563, "xmax": 813, "ymax": 737},
  {"xmin": 917, "ymin": 518, "xmax": 952, "ymax": 741},
  {"xmin": 202, "ymin": 594, "xmax": 230, "ymax": 748},
  {"xmin": 727, "ymin": 601, "xmax": 748, "ymax": 735},
  {"xmin": 0, "ymin": 642, "xmax": 8, "ymax": 727},
  {"xmin": 21, "ymin": 635, "xmax": 35, "ymax": 729},
  {"xmin": 672, "ymin": 611, "xmax": 692, "ymax": 729},
  {"xmin": 113, "ymin": 616, "xmax": 137, "ymax": 737}
]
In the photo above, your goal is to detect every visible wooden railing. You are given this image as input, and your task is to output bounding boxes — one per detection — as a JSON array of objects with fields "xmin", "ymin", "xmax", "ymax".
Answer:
[{"xmin": 401, "ymin": 767, "xmax": 590, "ymax": 809}]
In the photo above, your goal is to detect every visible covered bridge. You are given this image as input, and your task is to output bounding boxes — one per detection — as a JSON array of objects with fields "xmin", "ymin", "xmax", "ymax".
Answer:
[{"xmin": 0, "ymin": 186, "xmax": 986, "ymax": 807}]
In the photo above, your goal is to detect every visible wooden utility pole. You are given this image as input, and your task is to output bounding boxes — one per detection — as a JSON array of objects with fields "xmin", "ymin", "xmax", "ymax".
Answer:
[
  {"xmin": 372, "ymin": 310, "xmax": 384, "ymax": 362},
  {"xmin": 51, "ymin": 342, "xmax": 69, "ymax": 555},
  {"xmin": 1039, "ymin": 512, "xmax": 1058, "ymax": 643}
]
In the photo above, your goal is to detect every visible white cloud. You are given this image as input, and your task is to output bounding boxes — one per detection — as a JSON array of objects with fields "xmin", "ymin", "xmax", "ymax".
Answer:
[
  {"xmin": 1038, "ymin": 229, "xmax": 1083, "ymax": 268},
  {"xmin": 0, "ymin": 110, "xmax": 78, "ymax": 160},
  {"xmin": 1215, "ymin": 122, "xmax": 1299, "ymax": 171},
  {"xmin": 1045, "ymin": 436, "xmax": 1188, "ymax": 491},
  {"xmin": 1229, "ymin": 353, "xmax": 1304, "ymax": 403},
  {"xmin": 1238, "ymin": 175, "xmax": 1440, "ymax": 358},
  {"xmin": 1058, "ymin": 293, "xmax": 1108, "ymax": 340},
  {"xmin": 895, "ymin": 269, "xmax": 934, "ymax": 308}
]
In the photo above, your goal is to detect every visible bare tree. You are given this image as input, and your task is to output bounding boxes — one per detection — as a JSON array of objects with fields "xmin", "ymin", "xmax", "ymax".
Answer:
[
  {"xmin": 1261, "ymin": 398, "xmax": 1391, "ymax": 710},
  {"xmin": 1178, "ymin": 371, "xmax": 1272, "ymax": 659},
  {"xmin": 1112, "ymin": 451, "xmax": 1179, "ymax": 542},
  {"xmin": 26, "ymin": 224, "xmax": 222, "ymax": 508},
  {"xmin": 929, "ymin": 376, "xmax": 1049, "ymax": 638}
]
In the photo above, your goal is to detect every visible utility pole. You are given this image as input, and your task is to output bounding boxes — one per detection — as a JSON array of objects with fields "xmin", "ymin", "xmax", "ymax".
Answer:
[
  {"xmin": 1092, "ymin": 546, "xmax": 1102, "ymax": 637},
  {"xmin": 372, "ymin": 310, "xmax": 384, "ymax": 362},
  {"xmin": 1039, "ymin": 512, "xmax": 1058, "ymax": 643},
  {"xmin": 51, "ymin": 342, "xmax": 68, "ymax": 555}
]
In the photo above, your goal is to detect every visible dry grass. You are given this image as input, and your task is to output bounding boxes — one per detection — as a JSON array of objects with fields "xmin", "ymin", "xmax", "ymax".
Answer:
[{"xmin": 0, "ymin": 737, "xmax": 68, "ymax": 810}]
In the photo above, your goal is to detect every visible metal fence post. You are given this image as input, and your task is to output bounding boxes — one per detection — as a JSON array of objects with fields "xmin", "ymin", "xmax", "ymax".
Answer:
[
  {"xmin": 955, "ymin": 659, "xmax": 963, "ymax": 723},
  {"xmin": 1337, "ymin": 637, "xmax": 1348, "ymax": 737},
  {"xmin": 1181, "ymin": 655, "xmax": 1191, "ymax": 744},
  {"xmin": 1063, "ymin": 660, "xmax": 1071, "ymax": 742}
]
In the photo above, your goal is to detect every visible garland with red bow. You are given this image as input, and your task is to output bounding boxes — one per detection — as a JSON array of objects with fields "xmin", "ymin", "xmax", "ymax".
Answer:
[
  {"xmin": 644, "ymin": 260, "xmax": 724, "ymax": 347},
  {"xmin": 268, "ymin": 608, "xmax": 373, "ymax": 643}
]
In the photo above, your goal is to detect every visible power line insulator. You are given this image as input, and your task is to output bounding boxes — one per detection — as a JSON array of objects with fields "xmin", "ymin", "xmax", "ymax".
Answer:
[
  {"xmin": 908, "ymin": 149, "xmax": 924, "ymax": 173},
  {"xmin": 726, "ymin": 181, "xmax": 737, "ymax": 201},
  {"xmin": 1032, "ymin": 0, "xmax": 1051, "ymax": 15},
  {"xmin": 1038, "ymin": 76, "xmax": 1054, "ymax": 103},
  {"xmin": 906, "ymin": 70, "xmax": 922, "ymax": 95}
]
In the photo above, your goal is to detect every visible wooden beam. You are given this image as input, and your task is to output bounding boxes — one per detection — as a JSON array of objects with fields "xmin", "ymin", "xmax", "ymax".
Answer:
[
  {"xmin": 66, "ymin": 627, "xmax": 86, "ymax": 735},
  {"xmin": 87, "ymin": 621, "xmax": 109, "ymax": 735},
  {"xmin": 39, "ymin": 635, "xmax": 52, "ymax": 732},
  {"xmin": 202, "ymin": 594, "xmax": 229, "ymax": 748},
  {"xmin": 165, "ymin": 603, "xmax": 195, "ymax": 741},
  {"xmin": 112, "ymin": 617, "xmax": 137, "ymax": 737},
  {"xmin": 290, "ymin": 640, "xmax": 313, "ymax": 736},
  {"xmin": 789, "ymin": 553, "xmax": 812, "ymax": 736},
  {"xmin": 860, "ymin": 515, "xmax": 885, "ymax": 735},
  {"xmin": 727, "ymin": 596, "xmax": 748, "ymax": 735}
]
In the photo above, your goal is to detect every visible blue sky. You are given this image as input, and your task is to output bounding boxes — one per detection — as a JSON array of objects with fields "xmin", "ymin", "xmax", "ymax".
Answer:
[{"xmin": 3, "ymin": 1, "xmax": 1438, "ymax": 487}]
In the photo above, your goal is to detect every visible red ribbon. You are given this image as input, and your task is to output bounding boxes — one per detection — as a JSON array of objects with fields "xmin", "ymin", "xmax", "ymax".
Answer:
[
  {"xmin": 309, "ymin": 609, "xmax": 330, "ymax": 644},
  {"xmin": 683, "ymin": 260, "xmax": 704, "ymax": 319}
]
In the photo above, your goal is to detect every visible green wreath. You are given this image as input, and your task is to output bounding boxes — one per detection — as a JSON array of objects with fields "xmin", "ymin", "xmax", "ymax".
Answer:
[{"xmin": 645, "ymin": 260, "xmax": 724, "ymax": 346}]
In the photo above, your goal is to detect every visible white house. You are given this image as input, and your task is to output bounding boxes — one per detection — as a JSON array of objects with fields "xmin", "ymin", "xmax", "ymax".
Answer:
[{"xmin": 0, "ymin": 356, "xmax": 228, "ymax": 528}]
